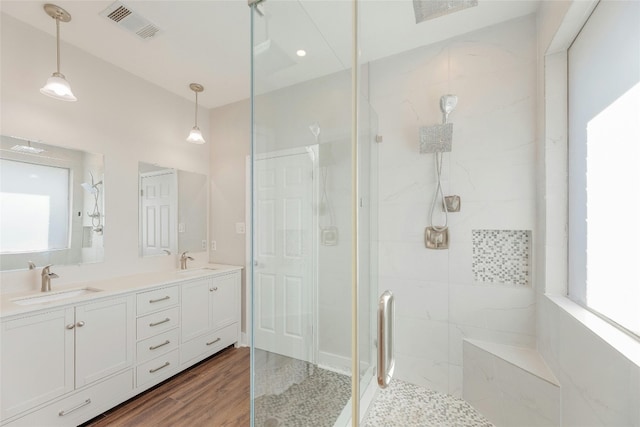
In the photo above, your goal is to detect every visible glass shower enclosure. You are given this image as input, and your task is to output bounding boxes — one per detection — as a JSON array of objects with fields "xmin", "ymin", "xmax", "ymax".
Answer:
[{"xmin": 249, "ymin": 0, "xmax": 379, "ymax": 425}]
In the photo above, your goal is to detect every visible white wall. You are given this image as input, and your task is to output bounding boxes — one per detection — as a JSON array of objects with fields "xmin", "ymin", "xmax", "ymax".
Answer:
[
  {"xmin": 0, "ymin": 13, "xmax": 210, "ymax": 292},
  {"xmin": 209, "ymin": 99, "xmax": 250, "ymax": 333},
  {"xmin": 371, "ymin": 15, "xmax": 538, "ymax": 396}
]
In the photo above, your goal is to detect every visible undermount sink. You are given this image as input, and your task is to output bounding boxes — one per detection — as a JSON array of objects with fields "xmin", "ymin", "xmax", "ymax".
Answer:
[
  {"xmin": 177, "ymin": 267, "xmax": 218, "ymax": 276},
  {"xmin": 11, "ymin": 288, "xmax": 103, "ymax": 306}
]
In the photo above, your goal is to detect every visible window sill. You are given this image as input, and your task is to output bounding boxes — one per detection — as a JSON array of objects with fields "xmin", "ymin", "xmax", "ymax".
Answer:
[{"xmin": 545, "ymin": 294, "xmax": 640, "ymax": 368}]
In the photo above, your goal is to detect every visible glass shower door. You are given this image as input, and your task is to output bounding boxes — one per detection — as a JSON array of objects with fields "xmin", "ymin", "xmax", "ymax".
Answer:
[{"xmin": 249, "ymin": 0, "xmax": 375, "ymax": 425}]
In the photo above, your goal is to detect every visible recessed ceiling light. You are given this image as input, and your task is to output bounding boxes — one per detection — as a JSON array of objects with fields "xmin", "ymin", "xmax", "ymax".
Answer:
[{"xmin": 296, "ymin": 49, "xmax": 307, "ymax": 57}]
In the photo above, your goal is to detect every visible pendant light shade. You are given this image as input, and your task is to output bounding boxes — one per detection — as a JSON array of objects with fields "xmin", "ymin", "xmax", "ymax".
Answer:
[
  {"xmin": 186, "ymin": 127, "xmax": 205, "ymax": 144},
  {"xmin": 40, "ymin": 73, "xmax": 76, "ymax": 101},
  {"xmin": 186, "ymin": 83, "xmax": 206, "ymax": 144},
  {"xmin": 40, "ymin": 4, "xmax": 77, "ymax": 102}
]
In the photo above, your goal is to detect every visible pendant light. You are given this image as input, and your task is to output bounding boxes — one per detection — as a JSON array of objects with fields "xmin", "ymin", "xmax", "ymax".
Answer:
[
  {"xmin": 40, "ymin": 4, "xmax": 77, "ymax": 102},
  {"xmin": 186, "ymin": 83, "xmax": 206, "ymax": 144}
]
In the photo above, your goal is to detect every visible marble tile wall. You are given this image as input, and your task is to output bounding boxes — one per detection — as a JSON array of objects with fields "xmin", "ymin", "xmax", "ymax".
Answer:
[
  {"xmin": 463, "ymin": 341, "xmax": 561, "ymax": 426},
  {"xmin": 371, "ymin": 14, "xmax": 537, "ymax": 396},
  {"xmin": 537, "ymin": 297, "xmax": 640, "ymax": 426},
  {"xmin": 535, "ymin": 2, "xmax": 640, "ymax": 426}
]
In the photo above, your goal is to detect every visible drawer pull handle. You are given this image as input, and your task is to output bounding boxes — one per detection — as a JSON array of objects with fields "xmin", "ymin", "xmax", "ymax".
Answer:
[
  {"xmin": 206, "ymin": 337, "xmax": 221, "ymax": 346},
  {"xmin": 65, "ymin": 323, "xmax": 75, "ymax": 330},
  {"xmin": 149, "ymin": 340, "xmax": 171, "ymax": 350},
  {"xmin": 149, "ymin": 361, "xmax": 170, "ymax": 373},
  {"xmin": 76, "ymin": 321, "xmax": 85, "ymax": 327},
  {"xmin": 149, "ymin": 296, "xmax": 170, "ymax": 303},
  {"xmin": 149, "ymin": 318, "xmax": 170, "ymax": 327},
  {"xmin": 58, "ymin": 399, "xmax": 91, "ymax": 416}
]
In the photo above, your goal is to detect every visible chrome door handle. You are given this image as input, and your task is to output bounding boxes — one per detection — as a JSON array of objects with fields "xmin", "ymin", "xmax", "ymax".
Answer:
[
  {"xmin": 206, "ymin": 337, "xmax": 221, "ymax": 346},
  {"xmin": 377, "ymin": 290, "xmax": 395, "ymax": 389},
  {"xmin": 76, "ymin": 321, "xmax": 85, "ymax": 327},
  {"xmin": 65, "ymin": 323, "xmax": 75, "ymax": 330},
  {"xmin": 149, "ymin": 296, "xmax": 170, "ymax": 303}
]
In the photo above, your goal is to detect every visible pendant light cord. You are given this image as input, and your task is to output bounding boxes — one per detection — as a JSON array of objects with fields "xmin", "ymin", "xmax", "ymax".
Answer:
[
  {"xmin": 55, "ymin": 17, "xmax": 61, "ymax": 74},
  {"xmin": 194, "ymin": 91, "xmax": 199, "ymax": 127}
]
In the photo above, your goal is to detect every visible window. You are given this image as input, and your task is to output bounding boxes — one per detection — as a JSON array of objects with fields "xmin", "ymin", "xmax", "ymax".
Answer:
[
  {"xmin": 568, "ymin": 0, "xmax": 640, "ymax": 336},
  {"xmin": 0, "ymin": 159, "xmax": 71, "ymax": 253}
]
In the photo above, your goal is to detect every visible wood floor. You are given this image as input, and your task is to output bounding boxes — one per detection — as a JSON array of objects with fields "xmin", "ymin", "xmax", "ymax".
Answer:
[{"xmin": 81, "ymin": 346, "xmax": 250, "ymax": 427}]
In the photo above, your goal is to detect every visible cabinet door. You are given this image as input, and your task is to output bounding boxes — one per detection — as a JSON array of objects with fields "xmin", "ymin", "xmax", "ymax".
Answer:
[
  {"xmin": 211, "ymin": 272, "xmax": 240, "ymax": 331},
  {"xmin": 75, "ymin": 296, "xmax": 134, "ymax": 388},
  {"xmin": 1, "ymin": 308, "xmax": 74, "ymax": 420},
  {"xmin": 181, "ymin": 277, "xmax": 212, "ymax": 342}
]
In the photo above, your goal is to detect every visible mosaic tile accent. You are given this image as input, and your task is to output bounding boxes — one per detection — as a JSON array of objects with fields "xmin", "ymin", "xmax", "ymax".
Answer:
[
  {"xmin": 472, "ymin": 229, "xmax": 531, "ymax": 286},
  {"xmin": 364, "ymin": 379, "xmax": 494, "ymax": 427}
]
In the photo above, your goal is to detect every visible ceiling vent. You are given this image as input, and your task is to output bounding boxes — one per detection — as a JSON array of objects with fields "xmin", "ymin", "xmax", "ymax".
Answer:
[{"xmin": 99, "ymin": 1, "xmax": 161, "ymax": 40}]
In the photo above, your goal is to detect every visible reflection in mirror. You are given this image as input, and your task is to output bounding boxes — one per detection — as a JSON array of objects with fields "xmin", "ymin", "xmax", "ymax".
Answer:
[
  {"xmin": 0, "ymin": 135, "xmax": 104, "ymax": 271},
  {"xmin": 138, "ymin": 163, "xmax": 207, "ymax": 257}
]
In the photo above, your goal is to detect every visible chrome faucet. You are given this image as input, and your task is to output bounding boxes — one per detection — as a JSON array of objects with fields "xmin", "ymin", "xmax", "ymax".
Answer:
[
  {"xmin": 180, "ymin": 252, "xmax": 194, "ymax": 270},
  {"xmin": 41, "ymin": 265, "xmax": 59, "ymax": 292}
]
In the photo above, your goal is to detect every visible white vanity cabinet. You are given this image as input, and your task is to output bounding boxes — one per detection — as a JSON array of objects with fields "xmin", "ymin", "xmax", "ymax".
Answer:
[
  {"xmin": 0, "ymin": 295, "xmax": 135, "ymax": 424},
  {"xmin": 0, "ymin": 265, "xmax": 242, "ymax": 426},
  {"xmin": 134, "ymin": 285, "xmax": 181, "ymax": 388},
  {"xmin": 74, "ymin": 296, "xmax": 135, "ymax": 388},
  {"xmin": 1, "ymin": 308, "xmax": 74, "ymax": 420},
  {"xmin": 181, "ymin": 271, "xmax": 240, "ymax": 365}
]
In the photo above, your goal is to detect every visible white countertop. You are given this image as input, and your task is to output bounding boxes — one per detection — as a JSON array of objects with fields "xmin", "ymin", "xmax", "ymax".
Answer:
[{"xmin": 0, "ymin": 264, "xmax": 243, "ymax": 319}]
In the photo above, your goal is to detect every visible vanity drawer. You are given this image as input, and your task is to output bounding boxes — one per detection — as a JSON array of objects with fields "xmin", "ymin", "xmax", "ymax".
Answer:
[
  {"xmin": 180, "ymin": 323, "xmax": 238, "ymax": 365},
  {"xmin": 136, "ymin": 307, "xmax": 180, "ymax": 340},
  {"xmin": 136, "ymin": 327, "xmax": 180, "ymax": 364},
  {"xmin": 136, "ymin": 286, "xmax": 179, "ymax": 315},
  {"xmin": 136, "ymin": 349, "xmax": 180, "ymax": 388},
  {"xmin": 4, "ymin": 369, "xmax": 133, "ymax": 427}
]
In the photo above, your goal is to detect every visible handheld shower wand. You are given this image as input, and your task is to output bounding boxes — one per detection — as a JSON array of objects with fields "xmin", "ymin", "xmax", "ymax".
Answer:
[{"xmin": 81, "ymin": 171, "xmax": 103, "ymax": 233}]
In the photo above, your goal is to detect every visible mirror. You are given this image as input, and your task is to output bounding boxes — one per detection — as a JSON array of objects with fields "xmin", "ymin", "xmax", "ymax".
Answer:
[
  {"xmin": 0, "ymin": 135, "xmax": 104, "ymax": 271},
  {"xmin": 138, "ymin": 162, "xmax": 207, "ymax": 257}
]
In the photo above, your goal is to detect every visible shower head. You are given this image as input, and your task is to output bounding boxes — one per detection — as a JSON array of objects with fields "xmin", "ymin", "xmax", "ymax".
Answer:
[
  {"xmin": 420, "ymin": 123, "xmax": 453, "ymax": 153},
  {"xmin": 81, "ymin": 172, "xmax": 102, "ymax": 194},
  {"xmin": 81, "ymin": 182, "xmax": 98, "ymax": 194},
  {"xmin": 419, "ymin": 94, "xmax": 458, "ymax": 153},
  {"xmin": 440, "ymin": 94, "xmax": 458, "ymax": 123},
  {"xmin": 413, "ymin": 0, "xmax": 478, "ymax": 24}
]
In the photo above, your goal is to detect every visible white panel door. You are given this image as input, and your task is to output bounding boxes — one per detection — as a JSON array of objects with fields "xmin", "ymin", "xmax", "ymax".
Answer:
[
  {"xmin": 254, "ymin": 153, "xmax": 314, "ymax": 362},
  {"xmin": 140, "ymin": 170, "xmax": 177, "ymax": 256}
]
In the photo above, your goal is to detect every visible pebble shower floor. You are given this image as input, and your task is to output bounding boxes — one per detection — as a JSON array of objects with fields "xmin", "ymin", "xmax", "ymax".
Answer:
[{"xmin": 363, "ymin": 379, "xmax": 493, "ymax": 427}]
